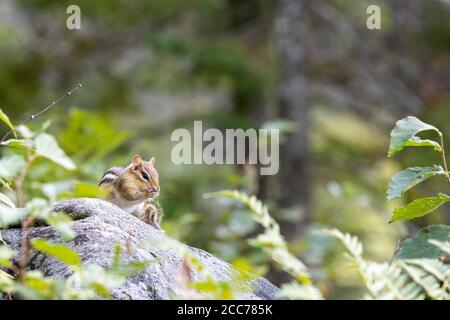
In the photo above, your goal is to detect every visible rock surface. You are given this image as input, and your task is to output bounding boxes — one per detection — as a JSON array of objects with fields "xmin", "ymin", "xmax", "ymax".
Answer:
[{"xmin": 1, "ymin": 198, "xmax": 279, "ymax": 300}]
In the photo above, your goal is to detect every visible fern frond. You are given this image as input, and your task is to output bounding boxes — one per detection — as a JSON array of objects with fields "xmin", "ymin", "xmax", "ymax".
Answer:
[
  {"xmin": 402, "ymin": 259, "xmax": 449, "ymax": 282},
  {"xmin": 396, "ymin": 261, "xmax": 445, "ymax": 299},
  {"xmin": 361, "ymin": 262, "xmax": 423, "ymax": 300},
  {"xmin": 322, "ymin": 228, "xmax": 448, "ymax": 300},
  {"xmin": 276, "ymin": 281, "xmax": 323, "ymax": 300},
  {"xmin": 320, "ymin": 229, "xmax": 363, "ymax": 261},
  {"xmin": 428, "ymin": 240, "xmax": 450, "ymax": 255},
  {"xmin": 206, "ymin": 190, "xmax": 322, "ymax": 299}
]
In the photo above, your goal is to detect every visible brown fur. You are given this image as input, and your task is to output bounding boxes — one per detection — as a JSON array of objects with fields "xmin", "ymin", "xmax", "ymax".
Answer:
[
  {"xmin": 136, "ymin": 199, "xmax": 162, "ymax": 229},
  {"xmin": 99, "ymin": 155, "xmax": 162, "ymax": 230},
  {"xmin": 118, "ymin": 155, "xmax": 160, "ymax": 201}
]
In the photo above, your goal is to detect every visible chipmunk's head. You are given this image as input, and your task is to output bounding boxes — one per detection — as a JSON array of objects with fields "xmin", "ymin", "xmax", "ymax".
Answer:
[{"xmin": 122, "ymin": 155, "xmax": 160, "ymax": 200}]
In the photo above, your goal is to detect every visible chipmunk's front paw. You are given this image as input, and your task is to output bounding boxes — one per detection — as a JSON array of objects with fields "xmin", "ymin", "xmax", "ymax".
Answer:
[{"xmin": 140, "ymin": 204, "xmax": 164, "ymax": 232}]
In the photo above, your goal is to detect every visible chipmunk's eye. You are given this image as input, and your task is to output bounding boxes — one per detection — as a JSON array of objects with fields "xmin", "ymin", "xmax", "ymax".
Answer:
[{"xmin": 141, "ymin": 172, "xmax": 150, "ymax": 181}]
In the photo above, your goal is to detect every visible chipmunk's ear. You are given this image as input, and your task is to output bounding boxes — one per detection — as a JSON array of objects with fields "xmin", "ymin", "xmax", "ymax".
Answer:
[
  {"xmin": 149, "ymin": 157, "xmax": 155, "ymax": 165},
  {"xmin": 132, "ymin": 155, "xmax": 142, "ymax": 170}
]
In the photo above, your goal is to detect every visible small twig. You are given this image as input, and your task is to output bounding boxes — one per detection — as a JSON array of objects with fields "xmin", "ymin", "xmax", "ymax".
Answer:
[
  {"xmin": 389, "ymin": 239, "xmax": 401, "ymax": 265},
  {"xmin": 15, "ymin": 152, "xmax": 36, "ymax": 278},
  {"xmin": 0, "ymin": 84, "xmax": 82, "ymax": 144},
  {"xmin": 14, "ymin": 152, "xmax": 36, "ymax": 208},
  {"xmin": 7, "ymin": 262, "xmax": 21, "ymax": 277},
  {"xmin": 439, "ymin": 133, "xmax": 450, "ymax": 185},
  {"xmin": 18, "ymin": 216, "xmax": 32, "ymax": 280}
]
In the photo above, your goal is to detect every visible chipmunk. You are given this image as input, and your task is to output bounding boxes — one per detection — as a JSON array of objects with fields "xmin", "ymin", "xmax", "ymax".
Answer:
[{"xmin": 99, "ymin": 155, "xmax": 163, "ymax": 230}]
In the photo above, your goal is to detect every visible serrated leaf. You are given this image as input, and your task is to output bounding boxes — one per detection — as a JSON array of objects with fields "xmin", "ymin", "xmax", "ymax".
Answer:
[
  {"xmin": 31, "ymin": 239, "xmax": 80, "ymax": 267},
  {"xmin": 395, "ymin": 225, "xmax": 450, "ymax": 259},
  {"xmin": 0, "ymin": 192, "xmax": 15, "ymax": 208},
  {"xmin": 34, "ymin": 133, "xmax": 76, "ymax": 170},
  {"xmin": 0, "ymin": 154, "xmax": 26, "ymax": 179},
  {"xmin": 388, "ymin": 116, "xmax": 441, "ymax": 157},
  {"xmin": 390, "ymin": 193, "xmax": 450, "ymax": 223},
  {"xmin": 404, "ymin": 136, "xmax": 442, "ymax": 152},
  {"xmin": 0, "ymin": 109, "xmax": 14, "ymax": 132},
  {"xmin": 387, "ymin": 166, "xmax": 446, "ymax": 201}
]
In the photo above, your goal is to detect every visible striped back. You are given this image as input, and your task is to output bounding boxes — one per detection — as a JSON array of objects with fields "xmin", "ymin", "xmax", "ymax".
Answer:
[{"xmin": 99, "ymin": 167, "xmax": 124, "ymax": 186}]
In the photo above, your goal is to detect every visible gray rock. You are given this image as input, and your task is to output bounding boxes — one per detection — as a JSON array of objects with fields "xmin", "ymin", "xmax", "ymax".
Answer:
[{"xmin": 1, "ymin": 198, "xmax": 279, "ymax": 300}]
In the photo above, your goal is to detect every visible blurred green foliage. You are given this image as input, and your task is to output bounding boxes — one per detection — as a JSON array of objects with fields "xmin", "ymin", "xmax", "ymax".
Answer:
[{"xmin": 0, "ymin": 0, "xmax": 449, "ymax": 300}]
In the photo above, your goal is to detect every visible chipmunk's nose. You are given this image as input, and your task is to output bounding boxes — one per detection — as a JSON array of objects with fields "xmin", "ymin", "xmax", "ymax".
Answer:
[{"xmin": 150, "ymin": 186, "xmax": 159, "ymax": 193}]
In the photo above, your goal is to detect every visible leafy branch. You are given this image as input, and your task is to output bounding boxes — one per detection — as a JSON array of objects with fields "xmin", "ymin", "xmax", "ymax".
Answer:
[
  {"xmin": 387, "ymin": 116, "xmax": 450, "ymax": 222},
  {"xmin": 0, "ymin": 93, "xmax": 81, "ymax": 283}
]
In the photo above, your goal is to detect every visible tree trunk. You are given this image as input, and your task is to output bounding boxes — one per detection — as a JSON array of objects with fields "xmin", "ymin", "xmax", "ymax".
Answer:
[
  {"xmin": 257, "ymin": 0, "xmax": 311, "ymax": 285},
  {"xmin": 273, "ymin": 0, "xmax": 311, "ymax": 241}
]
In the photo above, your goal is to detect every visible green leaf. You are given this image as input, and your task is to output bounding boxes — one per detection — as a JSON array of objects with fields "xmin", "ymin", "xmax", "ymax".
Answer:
[
  {"xmin": 395, "ymin": 225, "xmax": 450, "ymax": 260},
  {"xmin": 25, "ymin": 198, "xmax": 50, "ymax": 218},
  {"xmin": 111, "ymin": 261, "xmax": 148, "ymax": 278},
  {"xmin": 74, "ymin": 181, "xmax": 108, "ymax": 198},
  {"xmin": 0, "ymin": 109, "xmax": 14, "ymax": 132},
  {"xmin": 0, "ymin": 177, "xmax": 12, "ymax": 192},
  {"xmin": 0, "ymin": 139, "xmax": 31, "ymax": 149},
  {"xmin": 390, "ymin": 193, "xmax": 450, "ymax": 223},
  {"xmin": 41, "ymin": 120, "xmax": 52, "ymax": 132},
  {"xmin": 0, "ymin": 154, "xmax": 26, "ymax": 179},
  {"xmin": 388, "ymin": 116, "xmax": 441, "ymax": 157},
  {"xmin": 31, "ymin": 239, "xmax": 80, "ymax": 267},
  {"xmin": 34, "ymin": 133, "xmax": 76, "ymax": 170},
  {"xmin": 0, "ymin": 192, "xmax": 15, "ymax": 208},
  {"xmin": 15, "ymin": 125, "xmax": 34, "ymax": 139},
  {"xmin": 0, "ymin": 269, "xmax": 14, "ymax": 292},
  {"xmin": 36, "ymin": 179, "xmax": 75, "ymax": 200},
  {"xmin": 0, "ymin": 206, "xmax": 26, "ymax": 227},
  {"xmin": 387, "ymin": 166, "xmax": 446, "ymax": 201},
  {"xmin": 90, "ymin": 282, "xmax": 111, "ymax": 299},
  {"xmin": 15, "ymin": 271, "xmax": 56, "ymax": 299},
  {"xmin": 404, "ymin": 136, "xmax": 442, "ymax": 152},
  {"xmin": 44, "ymin": 211, "xmax": 75, "ymax": 241},
  {"xmin": 0, "ymin": 245, "xmax": 16, "ymax": 267},
  {"xmin": 112, "ymin": 244, "xmax": 122, "ymax": 269}
]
